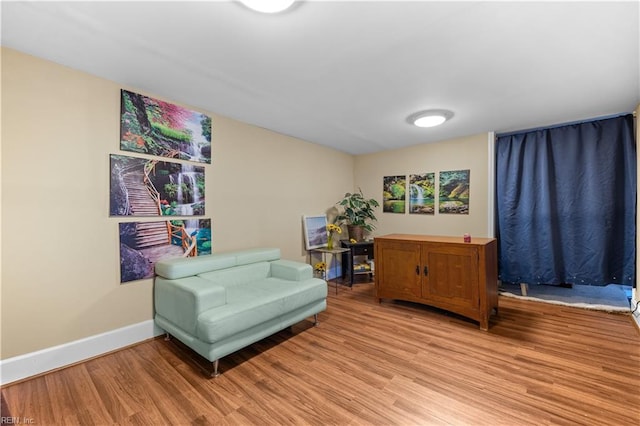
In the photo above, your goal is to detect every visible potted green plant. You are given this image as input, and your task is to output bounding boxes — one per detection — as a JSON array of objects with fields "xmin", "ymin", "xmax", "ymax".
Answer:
[{"xmin": 336, "ymin": 188, "xmax": 379, "ymax": 242}]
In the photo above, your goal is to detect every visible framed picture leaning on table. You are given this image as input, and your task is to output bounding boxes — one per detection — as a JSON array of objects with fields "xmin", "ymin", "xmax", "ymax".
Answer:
[{"xmin": 302, "ymin": 215, "xmax": 328, "ymax": 250}]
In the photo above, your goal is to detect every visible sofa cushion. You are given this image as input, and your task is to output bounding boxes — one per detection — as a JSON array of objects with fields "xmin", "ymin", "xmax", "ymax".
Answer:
[
  {"xmin": 270, "ymin": 259, "xmax": 313, "ymax": 281},
  {"xmin": 234, "ymin": 248, "xmax": 281, "ymax": 266},
  {"xmin": 198, "ymin": 262, "xmax": 272, "ymax": 287},
  {"xmin": 155, "ymin": 253, "xmax": 236, "ymax": 279},
  {"xmin": 196, "ymin": 278, "xmax": 326, "ymax": 343},
  {"xmin": 155, "ymin": 276, "xmax": 227, "ymax": 335}
]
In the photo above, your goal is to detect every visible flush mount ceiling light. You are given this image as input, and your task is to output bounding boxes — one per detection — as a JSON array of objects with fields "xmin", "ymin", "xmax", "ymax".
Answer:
[
  {"xmin": 239, "ymin": 0, "xmax": 296, "ymax": 13},
  {"xmin": 407, "ymin": 109, "xmax": 454, "ymax": 128}
]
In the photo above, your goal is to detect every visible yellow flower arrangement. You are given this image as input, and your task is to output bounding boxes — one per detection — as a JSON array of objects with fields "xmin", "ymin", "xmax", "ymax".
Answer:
[
  {"xmin": 327, "ymin": 223, "xmax": 342, "ymax": 234},
  {"xmin": 314, "ymin": 262, "xmax": 326, "ymax": 272},
  {"xmin": 326, "ymin": 223, "xmax": 342, "ymax": 249}
]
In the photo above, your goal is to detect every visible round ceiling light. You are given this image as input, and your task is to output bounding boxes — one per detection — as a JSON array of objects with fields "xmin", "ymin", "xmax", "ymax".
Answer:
[
  {"xmin": 239, "ymin": 0, "xmax": 296, "ymax": 13},
  {"xmin": 408, "ymin": 109, "xmax": 454, "ymax": 128}
]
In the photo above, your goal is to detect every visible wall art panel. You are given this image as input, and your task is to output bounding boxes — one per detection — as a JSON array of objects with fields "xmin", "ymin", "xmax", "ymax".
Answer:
[
  {"xmin": 120, "ymin": 89, "xmax": 211, "ymax": 164},
  {"xmin": 383, "ymin": 175, "xmax": 406, "ymax": 213},
  {"xmin": 439, "ymin": 169, "xmax": 470, "ymax": 214},
  {"xmin": 119, "ymin": 218, "xmax": 212, "ymax": 283},
  {"xmin": 409, "ymin": 173, "xmax": 435, "ymax": 215},
  {"xmin": 110, "ymin": 154, "xmax": 205, "ymax": 217}
]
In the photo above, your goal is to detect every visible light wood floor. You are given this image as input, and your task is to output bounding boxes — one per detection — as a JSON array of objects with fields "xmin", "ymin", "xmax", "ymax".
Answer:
[{"xmin": 2, "ymin": 281, "xmax": 639, "ymax": 425}]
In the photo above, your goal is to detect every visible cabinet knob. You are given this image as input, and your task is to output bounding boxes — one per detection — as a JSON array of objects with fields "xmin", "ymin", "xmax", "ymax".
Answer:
[
  {"xmin": 423, "ymin": 266, "xmax": 429, "ymax": 276},
  {"xmin": 415, "ymin": 265, "xmax": 420, "ymax": 275}
]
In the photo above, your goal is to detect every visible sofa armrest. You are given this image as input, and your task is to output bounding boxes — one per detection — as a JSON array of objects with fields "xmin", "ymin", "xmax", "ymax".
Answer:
[
  {"xmin": 154, "ymin": 276, "xmax": 226, "ymax": 335},
  {"xmin": 270, "ymin": 259, "xmax": 313, "ymax": 281}
]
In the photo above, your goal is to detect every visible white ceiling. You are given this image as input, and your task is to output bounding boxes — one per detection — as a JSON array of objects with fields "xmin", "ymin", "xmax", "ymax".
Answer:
[{"xmin": 2, "ymin": 1, "xmax": 639, "ymax": 155}]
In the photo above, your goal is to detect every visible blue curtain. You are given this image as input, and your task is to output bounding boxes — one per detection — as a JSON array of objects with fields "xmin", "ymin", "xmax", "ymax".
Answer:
[{"xmin": 496, "ymin": 114, "xmax": 636, "ymax": 287}]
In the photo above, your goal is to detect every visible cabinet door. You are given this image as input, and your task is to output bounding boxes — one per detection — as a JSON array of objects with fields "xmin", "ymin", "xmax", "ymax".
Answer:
[
  {"xmin": 421, "ymin": 243, "xmax": 479, "ymax": 311},
  {"xmin": 377, "ymin": 240, "xmax": 421, "ymax": 299}
]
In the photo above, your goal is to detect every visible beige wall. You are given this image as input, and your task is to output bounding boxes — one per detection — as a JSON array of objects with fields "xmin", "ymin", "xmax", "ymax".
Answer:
[
  {"xmin": 0, "ymin": 48, "xmax": 354, "ymax": 359},
  {"xmin": 354, "ymin": 133, "xmax": 492, "ymax": 240}
]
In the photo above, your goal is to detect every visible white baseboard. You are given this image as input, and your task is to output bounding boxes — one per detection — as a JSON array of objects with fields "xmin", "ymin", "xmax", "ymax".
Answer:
[{"xmin": 0, "ymin": 320, "xmax": 164, "ymax": 386}]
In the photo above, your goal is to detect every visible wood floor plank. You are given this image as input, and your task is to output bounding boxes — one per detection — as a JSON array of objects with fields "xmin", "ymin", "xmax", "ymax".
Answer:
[{"xmin": 2, "ymin": 282, "xmax": 639, "ymax": 425}]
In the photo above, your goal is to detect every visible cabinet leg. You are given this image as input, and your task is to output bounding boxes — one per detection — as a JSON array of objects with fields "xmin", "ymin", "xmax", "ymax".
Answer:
[{"xmin": 480, "ymin": 316, "xmax": 489, "ymax": 331}]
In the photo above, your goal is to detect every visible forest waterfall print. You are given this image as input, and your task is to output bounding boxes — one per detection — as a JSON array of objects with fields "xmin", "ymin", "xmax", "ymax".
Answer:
[
  {"xmin": 110, "ymin": 154, "xmax": 205, "ymax": 217},
  {"xmin": 409, "ymin": 173, "xmax": 435, "ymax": 214},
  {"xmin": 120, "ymin": 89, "xmax": 212, "ymax": 164},
  {"xmin": 115, "ymin": 90, "xmax": 212, "ymax": 285},
  {"xmin": 383, "ymin": 175, "xmax": 406, "ymax": 213},
  {"xmin": 439, "ymin": 169, "xmax": 470, "ymax": 214}
]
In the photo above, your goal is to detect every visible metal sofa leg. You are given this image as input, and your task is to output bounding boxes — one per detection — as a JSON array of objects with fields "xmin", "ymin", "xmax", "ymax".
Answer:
[
  {"xmin": 314, "ymin": 313, "xmax": 319, "ymax": 326},
  {"xmin": 210, "ymin": 360, "xmax": 220, "ymax": 378}
]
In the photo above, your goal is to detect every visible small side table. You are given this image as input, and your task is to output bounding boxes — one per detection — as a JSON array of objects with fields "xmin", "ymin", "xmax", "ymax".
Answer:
[
  {"xmin": 312, "ymin": 247, "xmax": 349, "ymax": 295},
  {"xmin": 340, "ymin": 240, "xmax": 374, "ymax": 287}
]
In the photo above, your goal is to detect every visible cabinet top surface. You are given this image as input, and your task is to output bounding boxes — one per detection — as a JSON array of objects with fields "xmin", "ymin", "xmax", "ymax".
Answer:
[{"xmin": 374, "ymin": 234, "xmax": 496, "ymax": 246}]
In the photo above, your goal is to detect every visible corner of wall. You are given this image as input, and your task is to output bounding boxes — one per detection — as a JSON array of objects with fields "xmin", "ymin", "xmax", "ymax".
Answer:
[
  {"xmin": 487, "ymin": 132, "xmax": 496, "ymax": 237},
  {"xmin": 635, "ymin": 104, "xmax": 639, "ymax": 331}
]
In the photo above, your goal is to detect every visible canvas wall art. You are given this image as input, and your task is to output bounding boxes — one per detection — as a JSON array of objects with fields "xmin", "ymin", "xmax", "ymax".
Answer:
[
  {"xmin": 303, "ymin": 215, "xmax": 328, "ymax": 250},
  {"xmin": 119, "ymin": 218, "xmax": 212, "ymax": 283},
  {"xmin": 383, "ymin": 175, "xmax": 406, "ymax": 213},
  {"xmin": 110, "ymin": 154, "xmax": 205, "ymax": 217},
  {"xmin": 439, "ymin": 169, "xmax": 470, "ymax": 214},
  {"xmin": 409, "ymin": 173, "xmax": 435, "ymax": 215},
  {"xmin": 120, "ymin": 89, "xmax": 212, "ymax": 164}
]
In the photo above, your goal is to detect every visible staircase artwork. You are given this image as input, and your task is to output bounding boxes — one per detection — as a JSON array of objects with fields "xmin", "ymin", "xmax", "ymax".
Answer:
[
  {"xmin": 110, "ymin": 154, "xmax": 205, "ymax": 217},
  {"xmin": 110, "ymin": 154, "xmax": 209, "ymax": 283},
  {"xmin": 119, "ymin": 219, "xmax": 212, "ymax": 283},
  {"xmin": 123, "ymin": 171, "xmax": 162, "ymax": 216}
]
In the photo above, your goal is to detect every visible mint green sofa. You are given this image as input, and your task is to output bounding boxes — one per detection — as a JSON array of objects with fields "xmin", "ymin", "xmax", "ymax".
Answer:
[{"xmin": 154, "ymin": 248, "xmax": 327, "ymax": 377}]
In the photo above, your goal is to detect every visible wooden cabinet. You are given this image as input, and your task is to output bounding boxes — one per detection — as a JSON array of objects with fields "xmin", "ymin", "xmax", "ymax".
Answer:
[{"xmin": 374, "ymin": 234, "xmax": 498, "ymax": 330}]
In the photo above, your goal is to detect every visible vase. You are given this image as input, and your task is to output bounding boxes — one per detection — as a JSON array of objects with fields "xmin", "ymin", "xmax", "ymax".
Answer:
[{"xmin": 327, "ymin": 233, "xmax": 334, "ymax": 250}]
